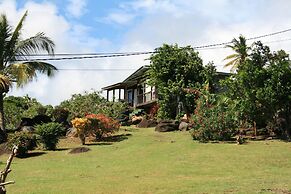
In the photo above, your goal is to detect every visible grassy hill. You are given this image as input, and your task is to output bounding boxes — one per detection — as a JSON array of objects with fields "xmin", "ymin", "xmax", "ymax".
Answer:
[{"xmin": 1, "ymin": 127, "xmax": 291, "ymax": 194}]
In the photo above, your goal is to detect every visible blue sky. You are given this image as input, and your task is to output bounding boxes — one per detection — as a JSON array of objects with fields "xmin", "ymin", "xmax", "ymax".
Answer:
[{"xmin": 1, "ymin": 0, "xmax": 291, "ymax": 105}]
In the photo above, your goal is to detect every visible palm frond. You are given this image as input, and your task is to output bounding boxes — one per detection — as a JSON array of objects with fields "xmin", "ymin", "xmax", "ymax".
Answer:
[
  {"xmin": 0, "ymin": 74, "xmax": 11, "ymax": 93},
  {"xmin": 7, "ymin": 61, "xmax": 57, "ymax": 87},
  {"xmin": 223, "ymin": 54, "xmax": 238, "ymax": 61},
  {"xmin": 15, "ymin": 32, "xmax": 55, "ymax": 58},
  {"xmin": 23, "ymin": 61, "xmax": 57, "ymax": 77},
  {"xmin": 224, "ymin": 58, "xmax": 238, "ymax": 68},
  {"xmin": 4, "ymin": 11, "xmax": 28, "ymax": 65},
  {"xmin": 0, "ymin": 14, "xmax": 12, "ymax": 68}
]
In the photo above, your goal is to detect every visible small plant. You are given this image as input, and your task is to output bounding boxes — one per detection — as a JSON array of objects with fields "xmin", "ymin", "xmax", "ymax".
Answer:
[
  {"xmin": 35, "ymin": 122, "xmax": 65, "ymax": 150},
  {"xmin": 71, "ymin": 118, "xmax": 91, "ymax": 145},
  {"xmin": 7, "ymin": 132, "xmax": 37, "ymax": 157}
]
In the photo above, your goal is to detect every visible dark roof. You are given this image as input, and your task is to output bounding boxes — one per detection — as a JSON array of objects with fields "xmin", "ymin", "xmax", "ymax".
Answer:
[
  {"xmin": 123, "ymin": 65, "xmax": 149, "ymax": 83},
  {"xmin": 102, "ymin": 65, "xmax": 230, "ymax": 90},
  {"xmin": 102, "ymin": 65, "xmax": 149, "ymax": 90}
]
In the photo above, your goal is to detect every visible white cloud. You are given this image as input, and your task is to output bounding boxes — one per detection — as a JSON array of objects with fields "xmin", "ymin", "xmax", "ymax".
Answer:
[
  {"xmin": 0, "ymin": 0, "xmax": 112, "ymax": 105},
  {"xmin": 66, "ymin": 0, "xmax": 87, "ymax": 18},
  {"xmin": 2, "ymin": 0, "xmax": 291, "ymax": 106},
  {"xmin": 100, "ymin": 12, "xmax": 136, "ymax": 25}
]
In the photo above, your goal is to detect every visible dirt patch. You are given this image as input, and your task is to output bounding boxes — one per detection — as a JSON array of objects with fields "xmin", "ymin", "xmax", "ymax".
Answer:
[{"xmin": 69, "ymin": 147, "xmax": 91, "ymax": 154}]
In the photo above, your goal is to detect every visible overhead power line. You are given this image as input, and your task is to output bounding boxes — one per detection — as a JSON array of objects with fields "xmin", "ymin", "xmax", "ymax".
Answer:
[
  {"xmin": 14, "ymin": 27, "xmax": 291, "ymax": 62},
  {"xmin": 56, "ymin": 68, "xmax": 136, "ymax": 71}
]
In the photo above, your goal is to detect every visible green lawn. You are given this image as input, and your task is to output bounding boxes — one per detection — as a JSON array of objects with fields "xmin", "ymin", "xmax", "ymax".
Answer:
[{"xmin": 1, "ymin": 127, "xmax": 291, "ymax": 194}]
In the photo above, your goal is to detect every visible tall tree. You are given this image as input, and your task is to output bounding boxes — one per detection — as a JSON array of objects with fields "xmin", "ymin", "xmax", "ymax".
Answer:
[
  {"xmin": 224, "ymin": 35, "xmax": 250, "ymax": 71},
  {"xmin": 223, "ymin": 42, "xmax": 291, "ymax": 138},
  {"xmin": 148, "ymin": 44, "xmax": 216, "ymax": 119},
  {"xmin": 0, "ymin": 11, "xmax": 56, "ymax": 135}
]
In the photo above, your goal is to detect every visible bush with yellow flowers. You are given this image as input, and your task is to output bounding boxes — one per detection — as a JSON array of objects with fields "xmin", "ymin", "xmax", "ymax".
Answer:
[{"xmin": 71, "ymin": 118, "xmax": 91, "ymax": 145}]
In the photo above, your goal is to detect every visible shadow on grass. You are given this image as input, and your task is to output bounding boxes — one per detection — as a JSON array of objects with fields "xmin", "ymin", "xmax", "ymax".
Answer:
[
  {"xmin": 85, "ymin": 142, "xmax": 112, "ymax": 146},
  {"xmin": 18, "ymin": 151, "xmax": 46, "ymax": 159},
  {"xmin": 98, "ymin": 133, "xmax": 132, "ymax": 143},
  {"xmin": 55, "ymin": 148, "xmax": 71, "ymax": 151},
  {"xmin": 124, "ymin": 127, "xmax": 139, "ymax": 132}
]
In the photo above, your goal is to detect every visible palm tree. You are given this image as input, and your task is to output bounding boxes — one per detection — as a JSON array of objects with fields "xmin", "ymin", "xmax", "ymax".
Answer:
[
  {"xmin": 0, "ymin": 11, "xmax": 57, "ymax": 135},
  {"xmin": 224, "ymin": 35, "xmax": 250, "ymax": 71}
]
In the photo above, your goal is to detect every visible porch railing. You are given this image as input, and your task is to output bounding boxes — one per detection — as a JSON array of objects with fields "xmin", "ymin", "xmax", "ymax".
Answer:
[{"xmin": 137, "ymin": 91, "xmax": 156, "ymax": 105}]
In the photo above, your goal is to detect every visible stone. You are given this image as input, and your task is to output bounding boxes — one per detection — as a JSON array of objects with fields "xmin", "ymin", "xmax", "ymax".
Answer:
[
  {"xmin": 132, "ymin": 116, "xmax": 143, "ymax": 125},
  {"xmin": 155, "ymin": 120, "xmax": 179, "ymax": 132},
  {"xmin": 179, "ymin": 121, "xmax": 189, "ymax": 131},
  {"xmin": 137, "ymin": 118, "xmax": 157, "ymax": 128},
  {"xmin": 15, "ymin": 115, "xmax": 52, "ymax": 131},
  {"xmin": 21, "ymin": 126, "xmax": 35, "ymax": 133}
]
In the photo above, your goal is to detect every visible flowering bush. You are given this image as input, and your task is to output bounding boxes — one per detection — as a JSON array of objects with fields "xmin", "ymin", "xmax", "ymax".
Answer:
[
  {"xmin": 71, "ymin": 118, "xmax": 91, "ymax": 145},
  {"xmin": 190, "ymin": 90, "xmax": 239, "ymax": 142},
  {"xmin": 71, "ymin": 114, "xmax": 120, "ymax": 144},
  {"xmin": 85, "ymin": 113, "xmax": 120, "ymax": 139}
]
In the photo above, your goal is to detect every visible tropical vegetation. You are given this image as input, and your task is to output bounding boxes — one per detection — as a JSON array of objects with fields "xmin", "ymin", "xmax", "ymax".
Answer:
[
  {"xmin": 0, "ymin": 11, "xmax": 56, "ymax": 138},
  {"xmin": 148, "ymin": 44, "xmax": 217, "ymax": 119}
]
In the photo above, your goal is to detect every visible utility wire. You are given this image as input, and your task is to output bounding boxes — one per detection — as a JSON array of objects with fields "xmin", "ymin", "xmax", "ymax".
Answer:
[
  {"xmin": 14, "ymin": 27, "xmax": 291, "ymax": 61},
  {"xmin": 55, "ymin": 68, "xmax": 136, "ymax": 71}
]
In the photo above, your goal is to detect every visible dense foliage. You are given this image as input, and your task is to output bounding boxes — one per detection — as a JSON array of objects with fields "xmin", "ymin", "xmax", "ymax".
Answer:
[
  {"xmin": 4, "ymin": 95, "xmax": 51, "ymax": 129},
  {"xmin": 223, "ymin": 42, "xmax": 291, "ymax": 138},
  {"xmin": 35, "ymin": 122, "xmax": 65, "ymax": 150},
  {"xmin": 148, "ymin": 44, "xmax": 217, "ymax": 119},
  {"xmin": 191, "ymin": 89, "xmax": 239, "ymax": 142},
  {"xmin": 59, "ymin": 91, "xmax": 127, "ymax": 120},
  {"xmin": 8, "ymin": 131, "xmax": 37, "ymax": 157}
]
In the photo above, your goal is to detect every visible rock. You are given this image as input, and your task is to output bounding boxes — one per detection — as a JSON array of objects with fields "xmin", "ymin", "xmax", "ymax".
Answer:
[
  {"xmin": 179, "ymin": 121, "xmax": 189, "ymax": 131},
  {"xmin": 137, "ymin": 118, "xmax": 157, "ymax": 128},
  {"xmin": 15, "ymin": 115, "xmax": 52, "ymax": 131},
  {"xmin": 266, "ymin": 137, "xmax": 273, "ymax": 140},
  {"xmin": 21, "ymin": 126, "xmax": 35, "ymax": 133},
  {"xmin": 155, "ymin": 120, "xmax": 179, "ymax": 132},
  {"xmin": 132, "ymin": 116, "xmax": 143, "ymax": 125}
]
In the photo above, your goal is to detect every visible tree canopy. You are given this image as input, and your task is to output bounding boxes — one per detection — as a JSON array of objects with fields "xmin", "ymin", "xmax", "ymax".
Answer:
[{"xmin": 148, "ymin": 44, "xmax": 217, "ymax": 119}]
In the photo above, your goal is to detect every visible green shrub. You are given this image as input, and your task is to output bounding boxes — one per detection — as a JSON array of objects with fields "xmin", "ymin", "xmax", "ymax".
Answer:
[
  {"xmin": 190, "ymin": 91, "xmax": 239, "ymax": 142},
  {"xmin": 59, "ymin": 91, "xmax": 128, "ymax": 121},
  {"xmin": 8, "ymin": 132, "xmax": 37, "ymax": 157},
  {"xmin": 35, "ymin": 122, "xmax": 65, "ymax": 150}
]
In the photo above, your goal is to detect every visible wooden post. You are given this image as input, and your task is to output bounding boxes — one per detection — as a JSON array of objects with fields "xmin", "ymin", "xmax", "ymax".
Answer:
[
  {"xmin": 106, "ymin": 90, "xmax": 109, "ymax": 101},
  {"xmin": 132, "ymin": 89, "xmax": 134, "ymax": 106},
  {"xmin": 124, "ymin": 86, "xmax": 128, "ymax": 102},
  {"xmin": 150, "ymin": 86, "xmax": 153, "ymax": 101},
  {"xmin": 254, "ymin": 121, "xmax": 257, "ymax": 137},
  {"xmin": 119, "ymin": 89, "xmax": 121, "ymax": 101},
  {"xmin": 112, "ymin": 90, "xmax": 115, "ymax": 102}
]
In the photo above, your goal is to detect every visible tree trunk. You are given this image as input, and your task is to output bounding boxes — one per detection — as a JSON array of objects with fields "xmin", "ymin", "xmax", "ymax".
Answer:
[{"xmin": 0, "ymin": 93, "xmax": 5, "ymax": 133}]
